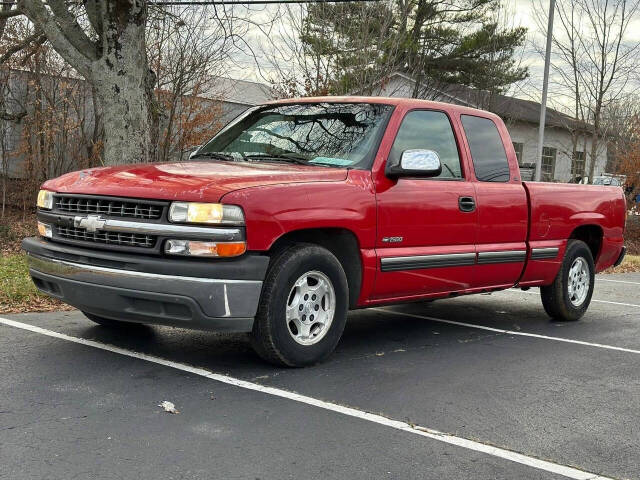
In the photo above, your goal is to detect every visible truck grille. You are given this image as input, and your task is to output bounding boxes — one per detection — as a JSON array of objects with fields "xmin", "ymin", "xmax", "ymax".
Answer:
[
  {"xmin": 54, "ymin": 195, "xmax": 162, "ymax": 220},
  {"xmin": 56, "ymin": 225, "xmax": 156, "ymax": 248}
]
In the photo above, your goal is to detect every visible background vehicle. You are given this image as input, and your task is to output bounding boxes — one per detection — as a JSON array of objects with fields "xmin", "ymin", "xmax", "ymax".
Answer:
[
  {"xmin": 23, "ymin": 97, "xmax": 627, "ymax": 366},
  {"xmin": 592, "ymin": 174, "xmax": 625, "ymax": 187}
]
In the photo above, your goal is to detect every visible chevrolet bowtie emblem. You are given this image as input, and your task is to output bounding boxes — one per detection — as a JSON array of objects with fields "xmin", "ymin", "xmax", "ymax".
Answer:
[{"xmin": 74, "ymin": 214, "xmax": 106, "ymax": 233}]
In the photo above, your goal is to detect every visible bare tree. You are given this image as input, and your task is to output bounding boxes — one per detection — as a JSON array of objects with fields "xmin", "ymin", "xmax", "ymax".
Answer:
[
  {"xmin": 147, "ymin": 6, "xmax": 233, "ymax": 162},
  {"xmin": 533, "ymin": 0, "xmax": 640, "ymax": 182}
]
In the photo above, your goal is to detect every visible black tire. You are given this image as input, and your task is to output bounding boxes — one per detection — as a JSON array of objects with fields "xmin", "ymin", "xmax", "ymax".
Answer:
[
  {"xmin": 251, "ymin": 244, "xmax": 348, "ymax": 367},
  {"xmin": 82, "ymin": 311, "xmax": 138, "ymax": 328},
  {"xmin": 540, "ymin": 240, "xmax": 595, "ymax": 321}
]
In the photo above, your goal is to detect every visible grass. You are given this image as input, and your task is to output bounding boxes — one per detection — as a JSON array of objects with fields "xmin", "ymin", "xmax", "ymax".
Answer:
[
  {"xmin": 0, "ymin": 254, "xmax": 73, "ymax": 314},
  {"xmin": 603, "ymin": 254, "xmax": 640, "ymax": 274}
]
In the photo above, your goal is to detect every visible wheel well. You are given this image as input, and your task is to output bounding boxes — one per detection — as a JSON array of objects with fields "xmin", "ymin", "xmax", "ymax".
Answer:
[
  {"xmin": 269, "ymin": 228, "xmax": 362, "ymax": 309},
  {"xmin": 569, "ymin": 225, "xmax": 603, "ymax": 261}
]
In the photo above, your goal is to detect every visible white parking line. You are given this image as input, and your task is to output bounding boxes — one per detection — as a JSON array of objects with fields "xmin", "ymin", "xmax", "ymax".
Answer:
[
  {"xmin": 503, "ymin": 288, "xmax": 640, "ymax": 309},
  {"xmin": 0, "ymin": 316, "xmax": 613, "ymax": 480},
  {"xmin": 596, "ymin": 277, "xmax": 640, "ymax": 286},
  {"xmin": 373, "ymin": 308, "xmax": 640, "ymax": 356}
]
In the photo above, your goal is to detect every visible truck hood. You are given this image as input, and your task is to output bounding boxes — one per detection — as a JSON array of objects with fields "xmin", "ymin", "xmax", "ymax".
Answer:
[{"xmin": 42, "ymin": 161, "xmax": 349, "ymax": 202}]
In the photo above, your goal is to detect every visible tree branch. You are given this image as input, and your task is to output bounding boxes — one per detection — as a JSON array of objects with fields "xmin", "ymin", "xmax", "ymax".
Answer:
[
  {"xmin": 83, "ymin": 0, "xmax": 104, "ymax": 40},
  {"xmin": 17, "ymin": 0, "xmax": 92, "ymax": 77},
  {"xmin": 0, "ymin": 7, "xmax": 22, "ymax": 19},
  {"xmin": 0, "ymin": 30, "xmax": 45, "ymax": 64},
  {"xmin": 45, "ymin": 0, "xmax": 97, "ymax": 59},
  {"xmin": 0, "ymin": 109, "xmax": 27, "ymax": 123},
  {"xmin": 1, "ymin": 2, "xmax": 22, "ymax": 41}
]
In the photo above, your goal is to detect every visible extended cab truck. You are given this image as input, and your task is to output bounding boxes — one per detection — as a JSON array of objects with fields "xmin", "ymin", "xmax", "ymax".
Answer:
[{"xmin": 23, "ymin": 97, "xmax": 627, "ymax": 366}]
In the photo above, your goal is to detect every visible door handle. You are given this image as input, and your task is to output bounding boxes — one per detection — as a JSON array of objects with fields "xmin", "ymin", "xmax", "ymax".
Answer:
[{"xmin": 459, "ymin": 196, "xmax": 476, "ymax": 212}]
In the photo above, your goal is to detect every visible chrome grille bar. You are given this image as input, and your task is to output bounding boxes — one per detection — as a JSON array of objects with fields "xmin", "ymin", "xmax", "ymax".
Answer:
[{"xmin": 72, "ymin": 216, "xmax": 244, "ymax": 241}]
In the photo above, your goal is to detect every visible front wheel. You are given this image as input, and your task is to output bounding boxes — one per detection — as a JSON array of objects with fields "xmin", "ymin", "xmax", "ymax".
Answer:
[
  {"xmin": 251, "ymin": 244, "xmax": 348, "ymax": 367},
  {"xmin": 540, "ymin": 240, "xmax": 595, "ymax": 321}
]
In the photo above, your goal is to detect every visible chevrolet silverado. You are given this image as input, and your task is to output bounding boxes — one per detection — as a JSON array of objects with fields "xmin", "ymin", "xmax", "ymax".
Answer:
[{"xmin": 23, "ymin": 97, "xmax": 627, "ymax": 366}]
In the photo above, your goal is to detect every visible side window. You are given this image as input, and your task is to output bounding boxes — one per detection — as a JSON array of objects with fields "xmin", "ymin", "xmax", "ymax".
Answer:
[
  {"xmin": 389, "ymin": 110, "xmax": 462, "ymax": 179},
  {"xmin": 461, "ymin": 115, "xmax": 510, "ymax": 182}
]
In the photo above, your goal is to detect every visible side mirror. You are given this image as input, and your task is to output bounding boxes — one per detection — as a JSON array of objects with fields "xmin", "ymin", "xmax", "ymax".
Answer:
[{"xmin": 386, "ymin": 149, "xmax": 442, "ymax": 178}]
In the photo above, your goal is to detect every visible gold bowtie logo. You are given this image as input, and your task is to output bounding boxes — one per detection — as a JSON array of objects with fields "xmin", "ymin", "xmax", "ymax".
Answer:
[{"xmin": 74, "ymin": 215, "xmax": 106, "ymax": 233}]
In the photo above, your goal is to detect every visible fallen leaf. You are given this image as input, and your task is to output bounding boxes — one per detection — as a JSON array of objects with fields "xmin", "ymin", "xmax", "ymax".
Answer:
[{"xmin": 158, "ymin": 400, "xmax": 179, "ymax": 414}]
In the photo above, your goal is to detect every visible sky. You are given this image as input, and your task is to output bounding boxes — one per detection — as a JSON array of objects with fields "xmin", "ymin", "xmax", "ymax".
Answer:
[{"xmin": 222, "ymin": 0, "xmax": 640, "ymax": 113}]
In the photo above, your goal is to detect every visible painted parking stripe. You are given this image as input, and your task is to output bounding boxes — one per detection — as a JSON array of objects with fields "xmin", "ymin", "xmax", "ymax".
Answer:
[
  {"xmin": 596, "ymin": 277, "xmax": 640, "ymax": 286},
  {"xmin": 0, "ymin": 316, "xmax": 614, "ymax": 480},
  {"xmin": 374, "ymin": 308, "xmax": 640, "ymax": 355},
  {"xmin": 503, "ymin": 288, "xmax": 640, "ymax": 308}
]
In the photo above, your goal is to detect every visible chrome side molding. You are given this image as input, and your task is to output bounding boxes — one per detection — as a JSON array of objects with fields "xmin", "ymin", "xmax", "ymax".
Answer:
[
  {"xmin": 381, "ymin": 249, "xmax": 534, "ymax": 272},
  {"xmin": 381, "ymin": 253, "xmax": 476, "ymax": 272},
  {"xmin": 477, "ymin": 250, "xmax": 526, "ymax": 265},
  {"xmin": 530, "ymin": 247, "xmax": 559, "ymax": 260}
]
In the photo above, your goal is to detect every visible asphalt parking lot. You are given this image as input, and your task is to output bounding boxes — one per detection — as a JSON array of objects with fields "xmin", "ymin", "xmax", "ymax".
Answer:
[{"xmin": 2, "ymin": 273, "xmax": 640, "ymax": 480}]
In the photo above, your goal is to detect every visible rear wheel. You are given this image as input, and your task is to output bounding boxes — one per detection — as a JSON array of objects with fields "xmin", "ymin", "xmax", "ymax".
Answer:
[
  {"xmin": 251, "ymin": 244, "xmax": 348, "ymax": 367},
  {"xmin": 540, "ymin": 240, "xmax": 595, "ymax": 321}
]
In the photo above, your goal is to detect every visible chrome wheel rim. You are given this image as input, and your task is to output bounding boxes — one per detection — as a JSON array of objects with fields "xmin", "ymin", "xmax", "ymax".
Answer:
[
  {"xmin": 286, "ymin": 270, "xmax": 335, "ymax": 346},
  {"xmin": 568, "ymin": 257, "xmax": 590, "ymax": 307}
]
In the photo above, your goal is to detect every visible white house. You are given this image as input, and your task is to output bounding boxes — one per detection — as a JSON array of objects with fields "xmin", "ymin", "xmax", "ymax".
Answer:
[{"xmin": 368, "ymin": 72, "xmax": 607, "ymax": 182}]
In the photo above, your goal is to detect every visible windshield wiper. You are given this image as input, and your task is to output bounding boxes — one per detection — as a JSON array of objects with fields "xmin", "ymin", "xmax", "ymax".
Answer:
[
  {"xmin": 190, "ymin": 152, "xmax": 235, "ymax": 161},
  {"xmin": 244, "ymin": 153, "xmax": 309, "ymax": 166}
]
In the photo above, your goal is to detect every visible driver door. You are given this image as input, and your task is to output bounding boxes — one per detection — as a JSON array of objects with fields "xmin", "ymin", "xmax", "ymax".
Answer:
[{"xmin": 373, "ymin": 109, "xmax": 478, "ymax": 299}]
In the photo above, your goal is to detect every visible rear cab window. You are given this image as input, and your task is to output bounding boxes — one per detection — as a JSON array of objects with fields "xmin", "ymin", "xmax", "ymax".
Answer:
[
  {"xmin": 461, "ymin": 115, "xmax": 510, "ymax": 182},
  {"xmin": 389, "ymin": 110, "xmax": 463, "ymax": 180}
]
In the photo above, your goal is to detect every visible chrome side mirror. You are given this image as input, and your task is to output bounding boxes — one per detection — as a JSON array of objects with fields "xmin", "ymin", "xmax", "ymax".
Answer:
[{"xmin": 387, "ymin": 149, "xmax": 442, "ymax": 178}]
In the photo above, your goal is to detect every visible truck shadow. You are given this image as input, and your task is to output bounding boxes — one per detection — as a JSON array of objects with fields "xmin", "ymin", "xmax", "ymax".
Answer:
[{"xmin": 80, "ymin": 295, "xmax": 559, "ymax": 377}]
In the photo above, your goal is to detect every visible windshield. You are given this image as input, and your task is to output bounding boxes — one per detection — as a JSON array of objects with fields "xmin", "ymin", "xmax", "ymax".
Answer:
[{"xmin": 197, "ymin": 102, "xmax": 393, "ymax": 169}]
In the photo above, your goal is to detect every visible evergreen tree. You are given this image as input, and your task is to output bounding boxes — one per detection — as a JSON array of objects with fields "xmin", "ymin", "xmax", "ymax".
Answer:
[{"xmin": 301, "ymin": 0, "xmax": 527, "ymax": 96}]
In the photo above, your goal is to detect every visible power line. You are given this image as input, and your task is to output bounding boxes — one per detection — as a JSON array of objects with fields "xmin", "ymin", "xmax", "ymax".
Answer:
[
  {"xmin": 150, "ymin": 0, "xmax": 380, "ymax": 3},
  {"xmin": 2, "ymin": 0, "xmax": 380, "ymax": 5}
]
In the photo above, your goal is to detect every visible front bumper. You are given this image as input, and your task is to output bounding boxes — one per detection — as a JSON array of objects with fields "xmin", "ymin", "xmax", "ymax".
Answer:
[{"xmin": 22, "ymin": 237, "xmax": 269, "ymax": 332}]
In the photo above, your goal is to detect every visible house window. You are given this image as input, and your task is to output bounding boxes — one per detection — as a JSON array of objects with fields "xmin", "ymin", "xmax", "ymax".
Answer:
[
  {"xmin": 571, "ymin": 151, "xmax": 585, "ymax": 177},
  {"xmin": 513, "ymin": 142, "xmax": 524, "ymax": 165},
  {"xmin": 541, "ymin": 147, "xmax": 556, "ymax": 181}
]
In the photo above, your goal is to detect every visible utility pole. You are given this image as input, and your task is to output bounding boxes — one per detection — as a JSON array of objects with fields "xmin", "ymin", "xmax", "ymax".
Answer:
[{"xmin": 534, "ymin": 0, "xmax": 555, "ymax": 182}]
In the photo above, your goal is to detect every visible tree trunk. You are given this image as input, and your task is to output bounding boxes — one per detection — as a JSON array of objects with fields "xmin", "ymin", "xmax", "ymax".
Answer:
[{"xmin": 91, "ymin": 7, "xmax": 154, "ymax": 165}]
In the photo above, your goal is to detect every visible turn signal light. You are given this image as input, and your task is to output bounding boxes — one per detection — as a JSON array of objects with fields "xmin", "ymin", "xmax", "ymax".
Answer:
[
  {"xmin": 165, "ymin": 239, "xmax": 246, "ymax": 257},
  {"xmin": 37, "ymin": 221, "xmax": 52, "ymax": 238}
]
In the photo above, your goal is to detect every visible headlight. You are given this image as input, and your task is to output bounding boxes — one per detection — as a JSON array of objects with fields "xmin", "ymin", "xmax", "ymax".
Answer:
[
  {"xmin": 169, "ymin": 202, "xmax": 244, "ymax": 225},
  {"xmin": 165, "ymin": 239, "xmax": 246, "ymax": 257},
  {"xmin": 37, "ymin": 190, "xmax": 54, "ymax": 210}
]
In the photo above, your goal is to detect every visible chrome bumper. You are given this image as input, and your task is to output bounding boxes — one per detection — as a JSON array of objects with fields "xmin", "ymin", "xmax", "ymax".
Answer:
[{"xmin": 26, "ymin": 252, "xmax": 263, "ymax": 332}]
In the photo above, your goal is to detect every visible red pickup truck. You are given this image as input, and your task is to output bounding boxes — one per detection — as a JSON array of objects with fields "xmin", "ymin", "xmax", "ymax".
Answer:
[{"xmin": 23, "ymin": 97, "xmax": 626, "ymax": 366}]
